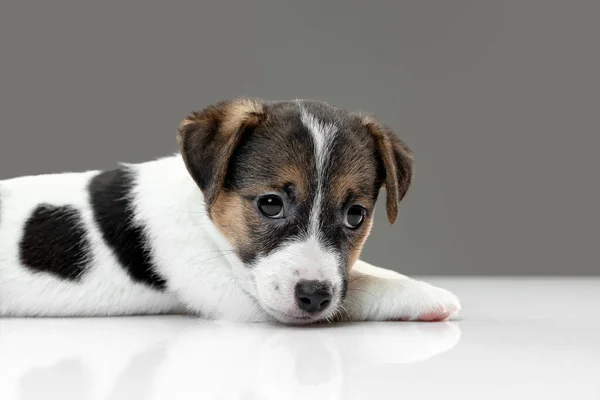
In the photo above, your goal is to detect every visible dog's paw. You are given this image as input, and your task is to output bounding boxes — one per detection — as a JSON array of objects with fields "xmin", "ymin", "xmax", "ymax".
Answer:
[{"xmin": 392, "ymin": 280, "xmax": 461, "ymax": 322}]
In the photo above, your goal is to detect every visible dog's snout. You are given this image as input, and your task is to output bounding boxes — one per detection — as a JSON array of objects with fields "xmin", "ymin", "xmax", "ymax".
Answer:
[{"xmin": 295, "ymin": 280, "xmax": 332, "ymax": 313}]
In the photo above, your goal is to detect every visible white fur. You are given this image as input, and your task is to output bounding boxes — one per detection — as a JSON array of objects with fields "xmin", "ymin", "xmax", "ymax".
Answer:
[
  {"xmin": 251, "ymin": 237, "xmax": 343, "ymax": 323},
  {"xmin": 344, "ymin": 260, "xmax": 461, "ymax": 321},
  {"xmin": 0, "ymin": 155, "xmax": 460, "ymax": 322},
  {"xmin": 300, "ymin": 108, "xmax": 337, "ymax": 239}
]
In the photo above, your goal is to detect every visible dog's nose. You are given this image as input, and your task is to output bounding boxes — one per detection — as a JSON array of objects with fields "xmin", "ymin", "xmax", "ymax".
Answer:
[{"xmin": 295, "ymin": 280, "xmax": 332, "ymax": 313}]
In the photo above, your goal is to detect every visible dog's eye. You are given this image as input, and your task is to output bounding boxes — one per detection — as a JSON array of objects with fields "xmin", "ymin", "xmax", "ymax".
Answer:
[
  {"xmin": 345, "ymin": 205, "xmax": 366, "ymax": 229},
  {"xmin": 257, "ymin": 195, "xmax": 284, "ymax": 218}
]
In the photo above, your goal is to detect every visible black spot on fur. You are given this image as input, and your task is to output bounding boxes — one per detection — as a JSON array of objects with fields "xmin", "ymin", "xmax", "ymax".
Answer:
[
  {"xmin": 88, "ymin": 168, "xmax": 167, "ymax": 291},
  {"xmin": 20, "ymin": 205, "xmax": 91, "ymax": 280}
]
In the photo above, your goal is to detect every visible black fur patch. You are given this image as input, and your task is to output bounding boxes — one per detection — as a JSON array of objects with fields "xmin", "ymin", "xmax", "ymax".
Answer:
[
  {"xmin": 88, "ymin": 168, "xmax": 167, "ymax": 291},
  {"xmin": 20, "ymin": 204, "xmax": 91, "ymax": 280}
]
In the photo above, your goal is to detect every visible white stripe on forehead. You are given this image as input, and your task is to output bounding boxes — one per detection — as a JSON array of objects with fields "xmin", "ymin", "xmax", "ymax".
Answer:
[{"xmin": 300, "ymin": 107, "xmax": 338, "ymax": 239}]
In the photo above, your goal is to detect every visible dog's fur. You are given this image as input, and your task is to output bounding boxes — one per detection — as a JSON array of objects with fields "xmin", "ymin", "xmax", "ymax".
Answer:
[{"xmin": 0, "ymin": 99, "xmax": 460, "ymax": 324}]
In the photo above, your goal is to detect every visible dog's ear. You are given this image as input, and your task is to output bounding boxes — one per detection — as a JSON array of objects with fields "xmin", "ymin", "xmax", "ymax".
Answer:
[
  {"xmin": 361, "ymin": 115, "xmax": 414, "ymax": 224},
  {"xmin": 178, "ymin": 98, "xmax": 266, "ymax": 207}
]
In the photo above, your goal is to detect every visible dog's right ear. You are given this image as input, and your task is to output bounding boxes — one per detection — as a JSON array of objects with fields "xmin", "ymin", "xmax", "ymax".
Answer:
[
  {"xmin": 177, "ymin": 98, "xmax": 266, "ymax": 207},
  {"xmin": 359, "ymin": 115, "xmax": 414, "ymax": 225}
]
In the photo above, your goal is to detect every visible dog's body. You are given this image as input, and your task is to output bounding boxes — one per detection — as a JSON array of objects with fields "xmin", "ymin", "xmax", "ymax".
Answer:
[{"xmin": 0, "ymin": 99, "xmax": 460, "ymax": 323}]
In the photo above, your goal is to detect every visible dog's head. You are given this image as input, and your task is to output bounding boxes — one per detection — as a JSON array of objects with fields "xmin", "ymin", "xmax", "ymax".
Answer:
[{"xmin": 178, "ymin": 99, "xmax": 413, "ymax": 324}]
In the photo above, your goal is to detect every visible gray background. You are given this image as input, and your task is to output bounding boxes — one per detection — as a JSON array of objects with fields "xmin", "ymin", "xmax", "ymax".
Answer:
[{"xmin": 1, "ymin": 1, "xmax": 598, "ymax": 275}]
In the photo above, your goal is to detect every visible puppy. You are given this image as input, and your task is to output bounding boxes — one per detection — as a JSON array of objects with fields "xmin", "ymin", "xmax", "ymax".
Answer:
[{"xmin": 0, "ymin": 99, "xmax": 460, "ymax": 323}]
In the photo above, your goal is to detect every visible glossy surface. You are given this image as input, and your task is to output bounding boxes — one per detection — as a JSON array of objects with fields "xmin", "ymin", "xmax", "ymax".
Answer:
[{"xmin": 1, "ymin": 278, "xmax": 598, "ymax": 400}]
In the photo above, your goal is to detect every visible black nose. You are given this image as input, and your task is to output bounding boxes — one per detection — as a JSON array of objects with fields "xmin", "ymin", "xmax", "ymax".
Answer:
[{"xmin": 295, "ymin": 280, "xmax": 333, "ymax": 313}]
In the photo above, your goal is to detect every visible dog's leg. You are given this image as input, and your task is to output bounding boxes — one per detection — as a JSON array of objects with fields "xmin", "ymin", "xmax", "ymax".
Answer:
[{"xmin": 342, "ymin": 260, "xmax": 461, "ymax": 322}]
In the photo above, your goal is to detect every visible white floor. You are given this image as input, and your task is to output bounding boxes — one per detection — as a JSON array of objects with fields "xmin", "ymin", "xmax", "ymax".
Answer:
[{"xmin": 1, "ymin": 278, "xmax": 598, "ymax": 400}]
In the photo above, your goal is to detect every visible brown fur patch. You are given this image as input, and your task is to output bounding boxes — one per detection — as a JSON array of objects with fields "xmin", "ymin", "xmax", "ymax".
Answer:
[
  {"xmin": 178, "ymin": 98, "xmax": 264, "ymax": 137},
  {"xmin": 226, "ymin": 161, "xmax": 311, "ymax": 202},
  {"xmin": 330, "ymin": 167, "xmax": 377, "ymax": 208},
  {"xmin": 210, "ymin": 191, "xmax": 251, "ymax": 249},
  {"xmin": 221, "ymin": 99, "xmax": 264, "ymax": 138},
  {"xmin": 278, "ymin": 164, "xmax": 310, "ymax": 201},
  {"xmin": 359, "ymin": 114, "xmax": 414, "ymax": 224}
]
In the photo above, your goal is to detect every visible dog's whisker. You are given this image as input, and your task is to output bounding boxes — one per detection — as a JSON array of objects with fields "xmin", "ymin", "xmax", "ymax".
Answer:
[
  {"xmin": 145, "ymin": 205, "xmax": 208, "ymax": 214},
  {"xmin": 191, "ymin": 252, "xmax": 239, "ymax": 266},
  {"xmin": 343, "ymin": 298, "xmax": 361, "ymax": 310},
  {"xmin": 346, "ymin": 288, "xmax": 377, "ymax": 298},
  {"xmin": 195, "ymin": 249, "xmax": 236, "ymax": 254},
  {"xmin": 345, "ymin": 294, "xmax": 365, "ymax": 306}
]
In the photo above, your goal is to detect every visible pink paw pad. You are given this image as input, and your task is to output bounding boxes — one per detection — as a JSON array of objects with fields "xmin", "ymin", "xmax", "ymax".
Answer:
[{"xmin": 418, "ymin": 306, "xmax": 449, "ymax": 322}]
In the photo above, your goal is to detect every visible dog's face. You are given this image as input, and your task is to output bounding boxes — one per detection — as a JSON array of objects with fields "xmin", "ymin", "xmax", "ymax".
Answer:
[{"xmin": 178, "ymin": 99, "xmax": 413, "ymax": 324}]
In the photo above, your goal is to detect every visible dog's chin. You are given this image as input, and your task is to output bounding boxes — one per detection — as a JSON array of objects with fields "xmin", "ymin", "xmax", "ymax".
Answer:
[
  {"xmin": 262, "ymin": 306, "xmax": 329, "ymax": 325},
  {"xmin": 233, "ymin": 278, "xmax": 320, "ymax": 324}
]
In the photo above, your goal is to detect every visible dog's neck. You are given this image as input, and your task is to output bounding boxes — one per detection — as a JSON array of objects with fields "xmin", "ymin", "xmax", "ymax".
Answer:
[
  {"xmin": 132, "ymin": 154, "xmax": 231, "ymax": 250},
  {"xmin": 132, "ymin": 153, "xmax": 207, "ymax": 218},
  {"xmin": 130, "ymin": 154, "xmax": 259, "ymax": 303}
]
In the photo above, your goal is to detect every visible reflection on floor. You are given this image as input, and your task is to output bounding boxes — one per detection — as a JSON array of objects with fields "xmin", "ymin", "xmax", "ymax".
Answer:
[{"xmin": 0, "ymin": 277, "xmax": 598, "ymax": 400}]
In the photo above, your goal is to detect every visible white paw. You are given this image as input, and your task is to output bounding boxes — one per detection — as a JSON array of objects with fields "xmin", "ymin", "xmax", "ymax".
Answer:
[{"xmin": 393, "ymin": 280, "xmax": 461, "ymax": 322}]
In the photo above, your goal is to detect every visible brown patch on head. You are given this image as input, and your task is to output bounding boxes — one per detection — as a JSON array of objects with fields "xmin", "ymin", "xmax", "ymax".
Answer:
[
  {"xmin": 220, "ymin": 99, "xmax": 265, "ymax": 138},
  {"xmin": 231, "ymin": 163, "xmax": 311, "ymax": 203},
  {"xmin": 278, "ymin": 164, "xmax": 310, "ymax": 201},
  {"xmin": 178, "ymin": 98, "xmax": 264, "ymax": 135},
  {"xmin": 210, "ymin": 191, "xmax": 251, "ymax": 249},
  {"xmin": 329, "ymin": 166, "xmax": 378, "ymax": 209},
  {"xmin": 359, "ymin": 114, "xmax": 414, "ymax": 224}
]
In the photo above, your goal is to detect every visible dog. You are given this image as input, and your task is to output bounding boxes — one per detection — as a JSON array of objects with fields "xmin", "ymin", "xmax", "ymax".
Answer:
[{"xmin": 0, "ymin": 98, "xmax": 460, "ymax": 324}]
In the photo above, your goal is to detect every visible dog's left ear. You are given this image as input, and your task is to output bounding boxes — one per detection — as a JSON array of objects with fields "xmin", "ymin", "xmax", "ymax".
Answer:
[
  {"xmin": 177, "ymin": 98, "xmax": 266, "ymax": 207},
  {"xmin": 361, "ymin": 116, "xmax": 414, "ymax": 224}
]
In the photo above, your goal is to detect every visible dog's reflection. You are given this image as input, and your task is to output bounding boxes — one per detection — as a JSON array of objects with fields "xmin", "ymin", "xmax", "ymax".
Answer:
[
  {"xmin": 0, "ymin": 318, "xmax": 461, "ymax": 400},
  {"xmin": 153, "ymin": 321, "xmax": 462, "ymax": 400},
  {"xmin": 0, "ymin": 317, "xmax": 182, "ymax": 400}
]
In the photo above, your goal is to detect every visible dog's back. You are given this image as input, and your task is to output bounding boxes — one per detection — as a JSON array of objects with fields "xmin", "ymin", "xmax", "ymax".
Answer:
[{"xmin": 0, "ymin": 163, "xmax": 182, "ymax": 316}]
